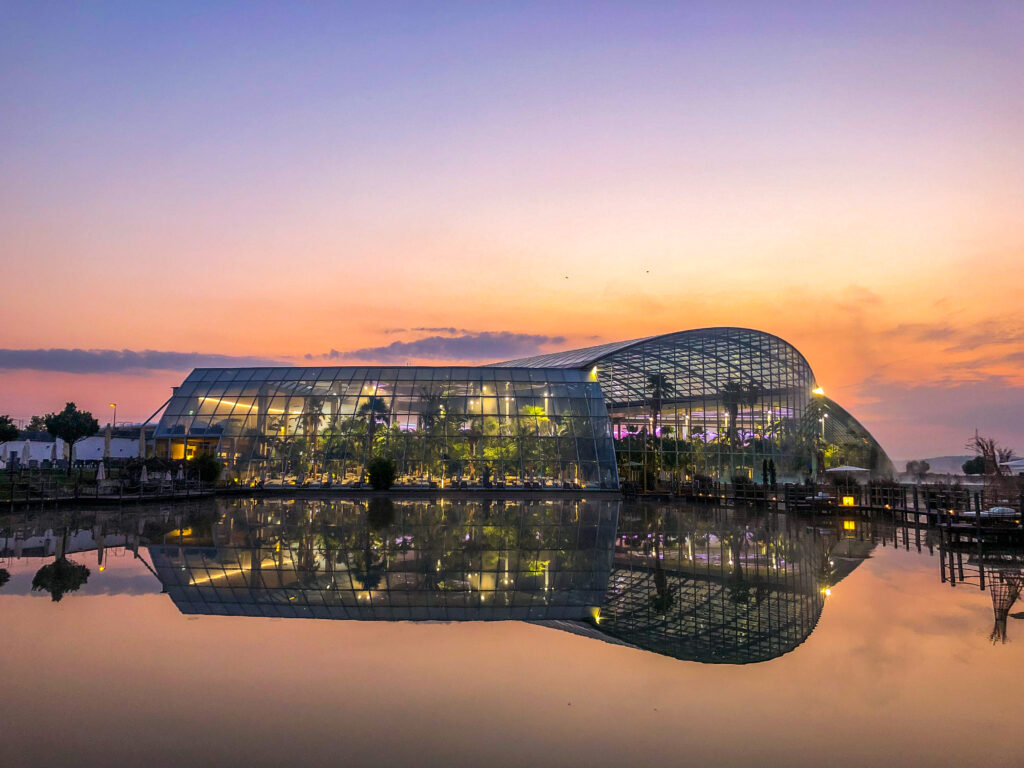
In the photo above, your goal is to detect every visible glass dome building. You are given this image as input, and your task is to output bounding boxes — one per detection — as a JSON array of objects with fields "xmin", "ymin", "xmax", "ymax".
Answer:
[{"xmin": 153, "ymin": 327, "xmax": 891, "ymax": 487}]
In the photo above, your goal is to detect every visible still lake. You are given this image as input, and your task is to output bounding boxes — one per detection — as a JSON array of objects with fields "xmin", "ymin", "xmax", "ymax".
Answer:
[{"xmin": 1, "ymin": 497, "xmax": 1021, "ymax": 768}]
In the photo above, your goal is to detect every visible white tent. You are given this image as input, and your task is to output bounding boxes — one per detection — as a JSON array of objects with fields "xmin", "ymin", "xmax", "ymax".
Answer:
[{"xmin": 1000, "ymin": 458, "xmax": 1024, "ymax": 472}]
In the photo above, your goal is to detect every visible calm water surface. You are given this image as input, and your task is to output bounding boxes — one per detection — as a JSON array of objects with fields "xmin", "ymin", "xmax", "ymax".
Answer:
[{"xmin": 1, "ymin": 497, "xmax": 1021, "ymax": 768}]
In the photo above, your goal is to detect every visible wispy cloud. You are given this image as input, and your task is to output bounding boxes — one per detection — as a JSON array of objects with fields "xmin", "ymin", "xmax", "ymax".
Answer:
[
  {"xmin": 0, "ymin": 348, "xmax": 285, "ymax": 374},
  {"xmin": 307, "ymin": 331, "xmax": 565, "ymax": 363},
  {"xmin": 411, "ymin": 326, "xmax": 473, "ymax": 335},
  {"xmin": 887, "ymin": 318, "xmax": 1024, "ymax": 351},
  {"xmin": 888, "ymin": 322, "xmax": 957, "ymax": 343}
]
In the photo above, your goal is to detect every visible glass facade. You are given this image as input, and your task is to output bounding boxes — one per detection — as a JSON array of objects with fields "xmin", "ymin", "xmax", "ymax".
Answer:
[{"xmin": 154, "ymin": 367, "xmax": 618, "ymax": 489}]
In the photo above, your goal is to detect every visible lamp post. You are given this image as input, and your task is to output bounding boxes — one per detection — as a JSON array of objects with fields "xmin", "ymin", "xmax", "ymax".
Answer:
[{"xmin": 109, "ymin": 402, "xmax": 117, "ymax": 429}]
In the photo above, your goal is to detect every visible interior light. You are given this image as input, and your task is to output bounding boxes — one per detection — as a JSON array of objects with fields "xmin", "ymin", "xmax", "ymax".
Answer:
[{"xmin": 812, "ymin": 387, "xmax": 825, "ymax": 396}]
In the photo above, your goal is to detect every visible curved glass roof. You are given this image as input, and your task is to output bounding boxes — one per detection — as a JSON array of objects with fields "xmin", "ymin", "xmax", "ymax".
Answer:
[
  {"xmin": 489, "ymin": 327, "xmax": 814, "ymax": 374},
  {"xmin": 487, "ymin": 336, "xmax": 655, "ymax": 369}
]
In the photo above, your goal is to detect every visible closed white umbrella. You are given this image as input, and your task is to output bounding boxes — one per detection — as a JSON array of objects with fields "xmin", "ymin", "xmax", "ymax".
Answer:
[
  {"xmin": 176, "ymin": 466, "xmax": 185, "ymax": 481},
  {"xmin": 96, "ymin": 463, "xmax": 106, "ymax": 481},
  {"xmin": 23, "ymin": 439, "xmax": 32, "ymax": 465},
  {"xmin": 140, "ymin": 465, "xmax": 149, "ymax": 483},
  {"xmin": 164, "ymin": 471, "xmax": 172, "ymax": 482}
]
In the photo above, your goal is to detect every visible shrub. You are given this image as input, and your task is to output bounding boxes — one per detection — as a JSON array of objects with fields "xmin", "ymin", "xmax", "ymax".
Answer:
[
  {"xmin": 189, "ymin": 452, "xmax": 223, "ymax": 483},
  {"xmin": 366, "ymin": 456, "xmax": 397, "ymax": 490}
]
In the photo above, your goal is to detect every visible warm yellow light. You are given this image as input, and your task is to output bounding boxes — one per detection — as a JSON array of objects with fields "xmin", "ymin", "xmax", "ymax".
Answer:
[
  {"xmin": 199, "ymin": 396, "xmax": 285, "ymax": 414},
  {"xmin": 842, "ymin": 496, "xmax": 855, "ymax": 507},
  {"xmin": 812, "ymin": 387, "xmax": 825, "ymax": 396},
  {"xmin": 843, "ymin": 520, "xmax": 856, "ymax": 530},
  {"xmin": 590, "ymin": 366, "xmax": 598, "ymax": 378},
  {"xmin": 824, "ymin": 588, "xmax": 832, "ymax": 596}
]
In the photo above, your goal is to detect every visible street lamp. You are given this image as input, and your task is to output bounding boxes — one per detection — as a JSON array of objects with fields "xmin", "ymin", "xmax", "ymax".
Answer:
[{"xmin": 109, "ymin": 402, "xmax": 117, "ymax": 428}]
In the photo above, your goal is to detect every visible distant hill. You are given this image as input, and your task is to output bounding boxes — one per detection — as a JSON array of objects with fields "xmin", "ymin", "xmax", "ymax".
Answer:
[{"xmin": 896, "ymin": 455, "xmax": 974, "ymax": 475}]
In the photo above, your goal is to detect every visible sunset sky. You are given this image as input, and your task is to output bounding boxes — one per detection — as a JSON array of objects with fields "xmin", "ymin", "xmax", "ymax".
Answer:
[{"xmin": 1, "ymin": 1, "xmax": 1022, "ymax": 459}]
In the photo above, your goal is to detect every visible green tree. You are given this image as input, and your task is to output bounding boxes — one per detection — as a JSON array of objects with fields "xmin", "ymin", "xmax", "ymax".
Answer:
[
  {"xmin": 44, "ymin": 402, "xmax": 99, "ymax": 465},
  {"xmin": 962, "ymin": 456, "xmax": 986, "ymax": 475},
  {"xmin": 906, "ymin": 459, "xmax": 931, "ymax": 483},
  {"xmin": 357, "ymin": 395, "xmax": 391, "ymax": 463},
  {"xmin": 719, "ymin": 380, "xmax": 761, "ymax": 449},
  {"xmin": 646, "ymin": 373, "xmax": 675, "ymax": 437},
  {"xmin": 0, "ymin": 414, "xmax": 18, "ymax": 442}
]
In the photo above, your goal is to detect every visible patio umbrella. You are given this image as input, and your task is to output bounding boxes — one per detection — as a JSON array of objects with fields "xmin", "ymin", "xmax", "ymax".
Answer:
[
  {"xmin": 23, "ymin": 439, "xmax": 32, "ymax": 464},
  {"xmin": 140, "ymin": 465, "xmax": 149, "ymax": 483},
  {"xmin": 176, "ymin": 466, "xmax": 185, "ymax": 481},
  {"xmin": 164, "ymin": 471, "xmax": 172, "ymax": 482},
  {"xmin": 96, "ymin": 463, "xmax": 106, "ymax": 481}
]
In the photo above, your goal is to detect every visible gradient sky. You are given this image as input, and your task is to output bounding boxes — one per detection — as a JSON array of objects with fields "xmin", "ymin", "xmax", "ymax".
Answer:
[{"xmin": 1, "ymin": 1, "xmax": 1022, "ymax": 459}]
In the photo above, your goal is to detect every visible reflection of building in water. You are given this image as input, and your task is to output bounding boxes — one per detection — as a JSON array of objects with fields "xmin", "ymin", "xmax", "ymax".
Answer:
[
  {"xmin": 146, "ymin": 499, "xmax": 881, "ymax": 662},
  {"xmin": 149, "ymin": 498, "xmax": 618, "ymax": 621},
  {"xmin": 4, "ymin": 500, "xmax": 904, "ymax": 663},
  {"xmin": 589, "ymin": 506, "xmax": 850, "ymax": 663}
]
